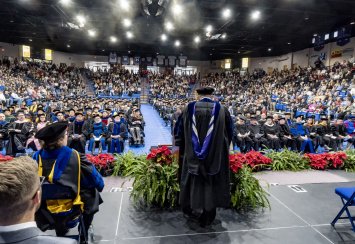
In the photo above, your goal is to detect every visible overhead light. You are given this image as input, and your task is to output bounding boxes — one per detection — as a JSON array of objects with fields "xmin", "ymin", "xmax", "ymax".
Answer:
[
  {"xmin": 222, "ymin": 8, "xmax": 231, "ymax": 19},
  {"xmin": 172, "ymin": 3, "xmax": 183, "ymax": 15},
  {"xmin": 88, "ymin": 29, "xmax": 96, "ymax": 37},
  {"xmin": 110, "ymin": 36, "xmax": 117, "ymax": 43},
  {"xmin": 102, "ymin": 49, "xmax": 105, "ymax": 51},
  {"xmin": 304, "ymin": 17, "xmax": 309, "ymax": 20},
  {"xmin": 268, "ymin": 48, "xmax": 272, "ymax": 52},
  {"xmin": 161, "ymin": 34, "xmax": 167, "ymax": 41},
  {"xmin": 250, "ymin": 10, "xmax": 261, "ymax": 20},
  {"xmin": 156, "ymin": 52, "xmax": 159, "ymax": 55},
  {"xmin": 237, "ymin": 51, "xmax": 240, "ymax": 54},
  {"xmin": 126, "ymin": 31, "xmax": 133, "ymax": 39},
  {"xmin": 10, "ymin": 20, "xmax": 14, "ymax": 23},
  {"xmin": 67, "ymin": 44, "xmax": 71, "ymax": 48},
  {"xmin": 76, "ymin": 15, "xmax": 86, "ymax": 28},
  {"xmin": 221, "ymin": 33, "xmax": 227, "ymax": 39},
  {"xmin": 119, "ymin": 0, "xmax": 130, "ymax": 12},
  {"xmin": 351, "ymin": 21, "xmax": 355, "ymax": 25},
  {"xmin": 205, "ymin": 25, "xmax": 213, "ymax": 33},
  {"xmin": 194, "ymin": 36, "xmax": 200, "ymax": 43},
  {"xmin": 123, "ymin": 18, "xmax": 131, "ymax": 28},
  {"xmin": 210, "ymin": 53, "xmax": 212, "ymax": 56},
  {"xmin": 165, "ymin": 21, "xmax": 174, "ymax": 31},
  {"xmin": 128, "ymin": 50, "xmax": 131, "ymax": 53},
  {"xmin": 175, "ymin": 40, "xmax": 180, "ymax": 47},
  {"xmin": 59, "ymin": 0, "xmax": 72, "ymax": 6},
  {"xmin": 287, "ymin": 42, "xmax": 291, "ymax": 45},
  {"xmin": 313, "ymin": 33, "xmax": 317, "ymax": 37},
  {"xmin": 28, "ymin": 39, "xmax": 32, "ymax": 42}
]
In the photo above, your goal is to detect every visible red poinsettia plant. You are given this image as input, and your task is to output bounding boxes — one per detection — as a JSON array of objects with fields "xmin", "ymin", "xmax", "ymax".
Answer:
[
  {"xmin": 304, "ymin": 152, "xmax": 347, "ymax": 170},
  {"xmin": 0, "ymin": 154, "xmax": 13, "ymax": 162},
  {"xmin": 86, "ymin": 153, "xmax": 115, "ymax": 176},
  {"xmin": 147, "ymin": 146, "xmax": 173, "ymax": 165},
  {"xmin": 229, "ymin": 151, "xmax": 272, "ymax": 173}
]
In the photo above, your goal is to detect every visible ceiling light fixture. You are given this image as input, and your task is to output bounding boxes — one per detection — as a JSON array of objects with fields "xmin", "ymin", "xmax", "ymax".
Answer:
[
  {"xmin": 205, "ymin": 25, "xmax": 213, "ymax": 33},
  {"xmin": 59, "ymin": 0, "xmax": 72, "ymax": 6},
  {"xmin": 250, "ymin": 10, "xmax": 261, "ymax": 20},
  {"xmin": 76, "ymin": 15, "xmax": 86, "ymax": 28},
  {"xmin": 222, "ymin": 8, "xmax": 231, "ymax": 19},
  {"xmin": 351, "ymin": 21, "xmax": 355, "ymax": 25},
  {"xmin": 88, "ymin": 29, "xmax": 96, "ymax": 37},
  {"xmin": 126, "ymin": 31, "xmax": 133, "ymax": 39},
  {"xmin": 29, "ymin": 39, "xmax": 32, "ymax": 42},
  {"xmin": 165, "ymin": 21, "xmax": 174, "ymax": 31},
  {"xmin": 123, "ymin": 18, "xmax": 132, "ymax": 28},
  {"xmin": 268, "ymin": 48, "xmax": 272, "ymax": 52},
  {"xmin": 161, "ymin": 34, "xmax": 167, "ymax": 41},
  {"xmin": 172, "ymin": 3, "xmax": 183, "ymax": 15},
  {"xmin": 194, "ymin": 36, "xmax": 200, "ymax": 43},
  {"xmin": 313, "ymin": 33, "xmax": 317, "ymax": 37},
  {"xmin": 221, "ymin": 33, "xmax": 227, "ymax": 39},
  {"xmin": 67, "ymin": 44, "xmax": 71, "ymax": 48},
  {"xmin": 287, "ymin": 42, "xmax": 291, "ymax": 45},
  {"xmin": 175, "ymin": 40, "xmax": 180, "ymax": 47},
  {"xmin": 110, "ymin": 36, "xmax": 117, "ymax": 43},
  {"xmin": 119, "ymin": 0, "xmax": 130, "ymax": 12}
]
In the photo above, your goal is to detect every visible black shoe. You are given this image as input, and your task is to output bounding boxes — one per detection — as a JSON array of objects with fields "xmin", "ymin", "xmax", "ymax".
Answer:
[
  {"xmin": 199, "ymin": 209, "xmax": 216, "ymax": 228},
  {"xmin": 183, "ymin": 207, "xmax": 201, "ymax": 221}
]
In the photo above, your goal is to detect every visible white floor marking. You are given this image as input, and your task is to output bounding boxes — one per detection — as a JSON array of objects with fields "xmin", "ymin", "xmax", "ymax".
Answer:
[
  {"xmin": 115, "ymin": 192, "xmax": 124, "ymax": 237},
  {"xmin": 267, "ymin": 191, "xmax": 335, "ymax": 244}
]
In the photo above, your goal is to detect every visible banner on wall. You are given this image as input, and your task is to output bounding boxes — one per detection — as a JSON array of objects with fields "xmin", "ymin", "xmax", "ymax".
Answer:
[
  {"xmin": 168, "ymin": 56, "xmax": 176, "ymax": 66},
  {"xmin": 331, "ymin": 50, "xmax": 342, "ymax": 58},
  {"xmin": 109, "ymin": 52, "xmax": 117, "ymax": 64},
  {"xmin": 179, "ymin": 56, "xmax": 187, "ymax": 67},
  {"xmin": 122, "ymin": 56, "xmax": 129, "ymax": 65},
  {"xmin": 157, "ymin": 55, "xmax": 165, "ymax": 66},
  {"xmin": 44, "ymin": 49, "xmax": 52, "ymax": 61},
  {"xmin": 336, "ymin": 25, "xmax": 351, "ymax": 46},
  {"xmin": 134, "ymin": 57, "xmax": 140, "ymax": 65},
  {"xmin": 314, "ymin": 35, "xmax": 325, "ymax": 51}
]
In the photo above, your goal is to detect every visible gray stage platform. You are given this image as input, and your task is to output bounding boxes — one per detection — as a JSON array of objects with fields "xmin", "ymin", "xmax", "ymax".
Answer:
[{"xmin": 52, "ymin": 173, "xmax": 355, "ymax": 244}]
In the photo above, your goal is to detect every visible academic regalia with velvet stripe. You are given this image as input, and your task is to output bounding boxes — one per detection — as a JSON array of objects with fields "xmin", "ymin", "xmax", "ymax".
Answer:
[
  {"xmin": 33, "ymin": 146, "xmax": 104, "ymax": 224},
  {"xmin": 175, "ymin": 98, "xmax": 233, "ymax": 210}
]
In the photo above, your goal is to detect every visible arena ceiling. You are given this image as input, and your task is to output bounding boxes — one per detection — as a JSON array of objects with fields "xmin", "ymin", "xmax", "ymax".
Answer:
[{"xmin": 0, "ymin": 0, "xmax": 354, "ymax": 60}]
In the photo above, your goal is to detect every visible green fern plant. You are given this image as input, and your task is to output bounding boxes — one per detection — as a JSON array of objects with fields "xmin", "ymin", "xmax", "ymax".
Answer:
[
  {"xmin": 343, "ymin": 150, "xmax": 355, "ymax": 172},
  {"xmin": 231, "ymin": 166, "xmax": 270, "ymax": 211},
  {"xmin": 266, "ymin": 149, "xmax": 310, "ymax": 171}
]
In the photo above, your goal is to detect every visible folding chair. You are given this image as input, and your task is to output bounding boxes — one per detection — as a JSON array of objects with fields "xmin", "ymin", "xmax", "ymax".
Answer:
[
  {"xmin": 331, "ymin": 187, "xmax": 355, "ymax": 231},
  {"xmin": 36, "ymin": 183, "xmax": 88, "ymax": 243}
]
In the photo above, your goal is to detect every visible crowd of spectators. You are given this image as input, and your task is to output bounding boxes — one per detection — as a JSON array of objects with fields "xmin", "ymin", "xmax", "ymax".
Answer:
[{"xmin": 89, "ymin": 66, "xmax": 141, "ymax": 96}]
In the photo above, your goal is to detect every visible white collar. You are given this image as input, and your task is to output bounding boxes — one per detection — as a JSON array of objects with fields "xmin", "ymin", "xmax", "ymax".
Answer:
[{"xmin": 0, "ymin": 221, "xmax": 37, "ymax": 232}]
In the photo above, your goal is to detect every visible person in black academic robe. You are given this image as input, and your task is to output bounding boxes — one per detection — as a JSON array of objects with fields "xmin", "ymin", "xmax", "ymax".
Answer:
[
  {"xmin": 175, "ymin": 87, "xmax": 233, "ymax": 227},
  {"xmin": 278, "ymin": 117, "xmax": 297, "ymax": 151},
  {"xmin": 316, "ymin": 116, "xmax": 337, "ymax": 151},
  {"xmin": 0, "ymin": 113, "xmax": 9, "ymax": 150},
  {"xmin": 67, "ymin": 112, "xmax": 88, "ymax": 153},
  {"xmin": 234, "ymin": 116, "xmax": 253, "ymax": 153},
  {"xmin": 33, "ymin": 122, "xmax": 104, "ymax": 242},
  {"xmin": 6, "ymin": 110, "xmax": 34, "ymax": 156},
  {"xmin": 331, "ymin": 118, "xmax": 348, "ymax": 151},
  {"xmin": 261, "ymin": 116, "xmax": 281, "ymax": 150},
  {"xmin": 248, "ymin": 116, "xmax": 267, "ymax": 151}
]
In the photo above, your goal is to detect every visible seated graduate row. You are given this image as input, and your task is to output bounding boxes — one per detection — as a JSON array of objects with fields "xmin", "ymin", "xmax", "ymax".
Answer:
[{"xmin": 0, "ymin": 108, "xmax": 145, "ymax": 156}]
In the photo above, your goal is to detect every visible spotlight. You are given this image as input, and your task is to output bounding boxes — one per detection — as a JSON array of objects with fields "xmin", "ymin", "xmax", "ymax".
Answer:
[
  {"xmin": 123, "ymin": 18, "xmax": 131, "ymax": 28},
  {"xmin": 172, "ymin": 3, "xmax": 183, "ymax": 15},
  {"xmin": 175, "ymin": 40, "xmax": 180, "ymax": 47},
  {"xmin": 351, "ymin": 21, "xmax": 355, "ymax": 25},
  {"xmin": 165, "ymin": 21, "xmax": 174, "ymax": 31},
  {"xmin": 222, "ymin": 8, "xmax": 231, "ymax": 19},
  {"xmin": 313, "ymin": 33, "xmax": 317, "ymax": 37},
  {"xmin": 194, "ymin": 36, "xmax": 200, "ymax": 43},
  {"xmin": 221, "ymin": 33, "xmax": 227, "ymax": 39},
  {"xmin": 76, "ymin": 15, "xmax": 86, "ymax": 27},
  {"xmin": 119, "ymin": 0, "xmax": 130, "ymax": 12},
  {"xmin": 237, "ymin": 51, "xmax": 241, "ymax": 54},
  {"xmin": 205, "ymin": 25, "xmax": 213, "ymax": 33},
  {"xmin": 250, "ymin": 10, "xmax": 261, "ymax": 20},
  {"xmin": 67, "ymin": 44, "xmax": 71, "ymax": 48},
  {"xmin": 126, "ymin": 31, "xmax": 133, "ymax": 39},
  {"xmin": 268, "ymin": 48, "xmax": 272, "ymax": 52},
  {"xmin": 59, "ymin": 0, "xmax": 72, "ymax": 6},
  {"xmin": 88, "ymin": 29, "xmax": 97, "ymax": 37},
  {"xmin": 287, "ymin": 42, "xmax": 291, "ymax": 45},
  {"xmin": 110, "ymin": 36, "xmax": 117, "ymax": 43},
  {"xmin": 161, "ymin": 34, "xmax": 167, "ymax": 41}
]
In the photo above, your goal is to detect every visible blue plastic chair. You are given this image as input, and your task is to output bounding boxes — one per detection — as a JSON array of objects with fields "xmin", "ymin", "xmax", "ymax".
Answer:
[{"xmin": 331, "ymin": 187, "xmax": 355, "ymax": 231}]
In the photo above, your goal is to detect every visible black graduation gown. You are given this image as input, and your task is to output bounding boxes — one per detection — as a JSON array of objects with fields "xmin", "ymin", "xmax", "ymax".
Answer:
[
  {"xmin": 67, "ymin": 121, "xmax": 88, "ymax": 153},
  {"xmin": 6, "ymin": 121, "xmax": 33, "ymax": 156},
  {"xmin": 176, "ymin": 100, "xmax": 233, "ymax": 210}
]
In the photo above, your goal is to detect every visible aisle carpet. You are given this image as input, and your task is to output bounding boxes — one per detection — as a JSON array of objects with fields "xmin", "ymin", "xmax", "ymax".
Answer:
[{"xmin": 124, "ymin": 104, "xmax": 172, "ymax": 155}]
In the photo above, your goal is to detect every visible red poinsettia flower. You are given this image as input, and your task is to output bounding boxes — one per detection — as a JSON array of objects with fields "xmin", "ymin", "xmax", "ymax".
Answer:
[{"xmin": 147, "ymin": 146, "xmax": 173, "ymax": 165}]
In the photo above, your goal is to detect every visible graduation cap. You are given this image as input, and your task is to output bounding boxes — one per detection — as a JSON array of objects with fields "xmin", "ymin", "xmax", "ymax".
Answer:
[
  {"xmin": 55, "ymin": 111, "xmax": 64, "ymax": 116},
  {"xmin": 307, "ymin": 115, "xmax": 315, "ymax": 119},
  {"xmin": 250, "ymin": 115, "xmax": 257, "ymax": 120},
  {"xmin": 266, "ymin": 115, "xmax": 273, "ymax": 120},
  {"xmin": 295, "ymin": 114, "xmax": 303, "ymax": 119},
  {"xmin": 238, "ymin": 116, "xmax": 247, "ymax": 121},
  {"xmin": 93, "ymin": 113, "xmax": 101, "ymax": 118},
  {"xmin": 75, "ymin": 111, "xmax": 84, "ymax": 116},
  {"xmin": 279, "ymin": 116, "xmax": 286, "ymax": 121},
  {"xmin": 37, "ymin": 113, "xmax": 46, "ymax": 118},
  {"xmin": 35, "ymin": 121, "xmax": 68, "ymax": 142},
  {"xmin": 285, "ymin": 112, "xmax": 291, "ymax": 115},
  {"xmin": 196, "ymin": 87, "xmax": 215, "ymax": 95}
]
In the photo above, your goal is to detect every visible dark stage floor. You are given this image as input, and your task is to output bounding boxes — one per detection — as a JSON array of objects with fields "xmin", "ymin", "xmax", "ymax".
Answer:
[{"xmin": 53, "ymin": 174, "xmax": 355, "ymax": 244}]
